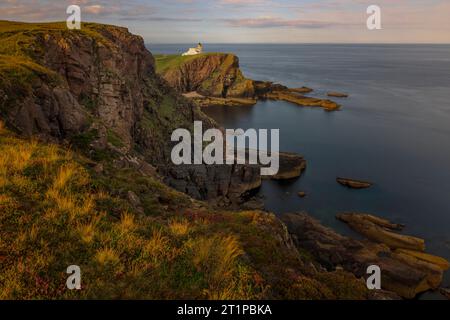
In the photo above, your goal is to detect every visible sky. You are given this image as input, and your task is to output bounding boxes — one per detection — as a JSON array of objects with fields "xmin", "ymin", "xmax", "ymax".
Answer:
[{"xmin": 1, "ymin": 0, "xmax": 450, "ymax": 44}]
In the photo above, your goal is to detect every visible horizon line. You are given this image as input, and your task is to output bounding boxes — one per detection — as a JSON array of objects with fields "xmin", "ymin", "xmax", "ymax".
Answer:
[{"xmin": 146, "ymin": 42, "xmax": 450, "ymax": 45}]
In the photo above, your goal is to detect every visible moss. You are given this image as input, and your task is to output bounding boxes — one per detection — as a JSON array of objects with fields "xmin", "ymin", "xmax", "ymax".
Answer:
[
  {"xmin": 79, "ymin": 94, "xmax": 98, "ymax": 111},
  {"xmin": 0, "ymin": 55, "xmax": 60, "ymax": 99},
  {"xmin": 71, "ymin": 129, "xmax": 99, "ymax": 150},
  {"xmin": 159, "ymin": 95, "xmax": 176, "ymax": 119},
  {"xmin": 106, "ymin": 129, "xmax": 124, "ymax": 148}
]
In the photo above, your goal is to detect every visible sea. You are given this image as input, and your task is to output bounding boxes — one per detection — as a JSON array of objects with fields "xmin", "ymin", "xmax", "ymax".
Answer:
[{"xmin": 148, "ymin": 44, "xmax": 450, "ymax": 296}]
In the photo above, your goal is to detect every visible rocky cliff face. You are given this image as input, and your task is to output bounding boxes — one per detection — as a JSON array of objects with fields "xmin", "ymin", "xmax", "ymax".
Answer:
[
  {"xmin": 0, "ymin": 22, "xmax": 265, "ymax": 203},
  {"xmin": 0, "ymin": 22, "xmax": 195, "ymax": 163},
  {"xmin": 156, "ymin": 53, "xmax": 255, "ymax": 98}
]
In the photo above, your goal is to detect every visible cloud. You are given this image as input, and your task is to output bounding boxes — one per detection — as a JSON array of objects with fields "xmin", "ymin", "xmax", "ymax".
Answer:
[
  {"xmin": 224, "ymin": 16, "xmax": 355, "ymax": 29},
  {"xmin": 0, "ymin": 0, "xmax": 157, "ymax": 21},
  {"xmin": 219, "ymin": 0, "xmax": 268, "ymax": 5},
  {"xmin": 84, "ymin": 5, "xmax": 105, "ymax": 15},
  {"xmin": 0, "ymin": 0, "xmax": 448, "ymax": 43}
]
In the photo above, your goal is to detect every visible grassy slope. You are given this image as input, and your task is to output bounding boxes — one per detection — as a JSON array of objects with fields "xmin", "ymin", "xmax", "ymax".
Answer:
[
  {"xmin": 0, "ymin": 22, "xmax": 369, "ymax": 300},
  {"xmin": 0, "ymin": 122, "xmax": 264, "ymax": 299},
  {"xmin": 0, "ymin": 21, "xmax": 113, "ymax": 101},
  {"xmin": 154, "ymin": 53, "xmax": 228, "ymax": 74},
  {"xmin": 0, "ymin": 122, "xmax": 368, "ymax": 300}
]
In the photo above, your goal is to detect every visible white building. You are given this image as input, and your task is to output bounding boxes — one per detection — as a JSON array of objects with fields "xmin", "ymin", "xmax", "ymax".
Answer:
[{"xmin": 182, "ymin": 43, "xmax": 203, "ymax": 56}]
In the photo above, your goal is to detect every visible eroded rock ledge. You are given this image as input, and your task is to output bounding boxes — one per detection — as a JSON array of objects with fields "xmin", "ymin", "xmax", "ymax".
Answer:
[{"xmin": 281, "ymin": 212, "xmax": 449, "ymax": 299}]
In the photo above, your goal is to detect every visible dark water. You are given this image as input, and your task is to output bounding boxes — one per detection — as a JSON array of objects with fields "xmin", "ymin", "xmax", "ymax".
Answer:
[{"xmin": 149, "ymin": 44, "xmax": 450, "ymax": 291}]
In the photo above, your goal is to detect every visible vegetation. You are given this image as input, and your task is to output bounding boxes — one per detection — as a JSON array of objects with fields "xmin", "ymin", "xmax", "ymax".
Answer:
[
  {"xmin": 0, "ymin": 123, "xmax": 368, "ymax": 299},
  {"xmin": 154, "ymin": 53, "xmax": 227, "ymax": 74},
  {"xmin": 0, "ymin": 21, "xmax": 370, "ymax": 300},
  {"xmin": 0, "ymin": 124, "xmax": 263, "ymax": 299}
]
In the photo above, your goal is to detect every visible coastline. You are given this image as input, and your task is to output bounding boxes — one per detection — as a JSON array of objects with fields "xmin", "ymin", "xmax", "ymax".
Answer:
[{"xmin": 1, "ymin": 21, "xmax": 449, "ymax": 300}]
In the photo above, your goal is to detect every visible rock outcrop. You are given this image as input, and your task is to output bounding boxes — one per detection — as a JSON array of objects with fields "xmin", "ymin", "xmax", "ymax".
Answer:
[
  {"xmin": 0, "ymin": 22, "xmax": 277, "ymax": 204},
  {"xmin": 281, "ymin": 212, "xmax": 449, "ymax": 299},
  {"xmin": 163, "ymin": 163, "xmax": 262, "ymax": 204},
  {"xmin": 337, "ymin": 213, "xmax": 424, "ymax": 251},
  {"xmin": 271, "ymin": 152, "xmax": 307, "ymax": 180},
  {"xmin": 163, "ymin": 151, "xmax": 306, "ymax": 204},
  {"xmin": 156, "ymin": 53, "xmax": 255, "ymax": 99},
  {"xmin": 337, "ymin": 177, "xmax": 373, "ymax": 189},
  {"xmin": 155, "ymin": 53, "xmax": 340, "ymax": 111}
]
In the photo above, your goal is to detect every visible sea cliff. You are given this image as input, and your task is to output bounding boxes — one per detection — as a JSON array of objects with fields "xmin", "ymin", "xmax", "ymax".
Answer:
[
  {"xmin": 0, "ymin": 21, "xmax": 447, "ymax": 300},
  {"xmin": 155, "ymin": 53, "xmax": 341, "ymax": 111}
]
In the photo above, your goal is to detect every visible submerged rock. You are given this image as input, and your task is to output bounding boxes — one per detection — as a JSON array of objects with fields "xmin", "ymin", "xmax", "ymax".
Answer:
[
  {"xmin": 266, "ymin": 91, "xmax": 340, "ymax": 111},
  {"xmin": 281, "ymin": 212, "xmax": 449, "ymax": 299},
  {"xmin": 337, "ymin": 177, "xmax": 373, "ymax": 189},
  {"xmin": 291, "ymin": 87, "xmax": 314, "ymax": 94},
  {"xmin": 327, "ymin": 92, "xmax": 349, "ymax": 98}
]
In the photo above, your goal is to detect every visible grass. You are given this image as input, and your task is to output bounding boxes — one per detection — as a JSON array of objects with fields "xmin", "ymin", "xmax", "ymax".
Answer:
[
  {"xmin": 0, "ymin": 55, "xmax": 60, "ymax": 100},
  {"xmin": 0, "ymin": 21, "xmax": 118, "ymax": 108},
  {"xmin": 0, "ymin": 124, "xmax": 370, "ymax": 299},
  {"xmin": 154, "ymin": 52, "xmax": 253, "ymax": 99},
  {"xmin": 154, "ymin": 53, "xmax": 228, "ymax": 74},
  {"xmin": 0, "ymin": 124, "xmax": 266, "ymax": 299},
  {"xmin": 0, "ymin": 21, "xmax": 120, "ymax": 55}
]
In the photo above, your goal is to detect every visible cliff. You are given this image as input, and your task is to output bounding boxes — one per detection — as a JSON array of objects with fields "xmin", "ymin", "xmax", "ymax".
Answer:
[
  {"xmin": 155, "ymin": 53, "xmax": 340, "ymax": 111},
  {"xmin": 155, "ymin": 53, "xmax": 255, "ymax": 98},
  {"xmin": 2, "ymin": 21, "xmax": 445, "ymax": 300},
  {"xmin": 0, "ymin": 21, "xmax": 265, "ymax": 203},
  {"xmin": 0, "ymin": 21, "xmax": 373, "ymax": 299},
  {"xmin": 0, "ymin": 21, "xmax": 196, "ymax": 162}
]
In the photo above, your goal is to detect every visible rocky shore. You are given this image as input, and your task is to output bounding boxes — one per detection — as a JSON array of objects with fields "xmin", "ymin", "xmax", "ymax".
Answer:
[
  {"xmin": 282, "ymin": 212, "xmax": 449, "ymax": 299},
  {"xmin": 155, "ymin": 53, "xmax": 341, "ymax": 111}
]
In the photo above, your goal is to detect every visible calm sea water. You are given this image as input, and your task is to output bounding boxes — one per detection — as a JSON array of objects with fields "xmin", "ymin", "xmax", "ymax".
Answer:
[{"xmin": 149, "ymin": 44, "xmax": 450, "ymax": 291}]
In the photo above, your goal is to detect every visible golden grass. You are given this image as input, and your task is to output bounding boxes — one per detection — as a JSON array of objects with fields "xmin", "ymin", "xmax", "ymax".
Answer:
[
  {"xmin": 77, "ymin": 220, "xmax": 97, "ymax": 244},
  {"xmin": 119, "ymin": 211, "xmax": 136, "ymax": 232},
  {"xmin": 144, "ymin": 229, "xmax": 169, "ymax": 260},
  {"xmin": 96, "ymin": 248, "xmax": 120, "ymax": 265},
  {"xmin": 52, "ymin": 163, "xmax": 77, "ymax": 191},
  {"xmin": 0, "ymin": 125, "xmax": 363, "ymax": 299},
  {"xmin": 190, "ymin": 235, "xmax": 244, "ymax": 296},
  {"xmin": 168, "ymin": 218, "xmax": 190, "ymax": 236}
]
